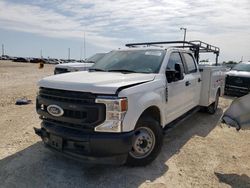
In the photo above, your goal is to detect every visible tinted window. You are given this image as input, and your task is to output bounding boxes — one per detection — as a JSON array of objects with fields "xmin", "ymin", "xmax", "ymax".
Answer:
[
  {"xmin": 91, "ymin": 50, "xmax": 166, "ymax": 73},
  {"xmin": 167, "ymin": 52, "xmax": 184, "ymax": 70},
  {"xmin": 183, "ymin": 53, "xmax": 197, "ymax": 73}
]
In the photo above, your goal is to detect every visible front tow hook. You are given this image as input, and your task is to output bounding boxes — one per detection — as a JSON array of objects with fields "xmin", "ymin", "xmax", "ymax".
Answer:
[
  {"xmin": 34, "ymin": 127, "xmax": 42, "ymax": 137},
  {"xmin": 34, "ymin": 127, "xmax": 50, "ymax": 144}
]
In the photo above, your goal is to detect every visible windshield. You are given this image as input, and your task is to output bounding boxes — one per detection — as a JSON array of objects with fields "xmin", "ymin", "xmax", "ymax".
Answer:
[
  {"xmin": 90, "ymin": 50, "xmax": 166, "ymax": 73},
  {"xmin": 86, "ymin": 53, "xmax": 106, "ymax": 63},
  {"xmin": 232, "ymin": 63, "xmax": 250, "ymax": 72}
]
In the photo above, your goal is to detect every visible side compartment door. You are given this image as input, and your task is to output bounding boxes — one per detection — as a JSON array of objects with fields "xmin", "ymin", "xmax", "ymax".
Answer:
[{"xmin": 165, "ymin": 52, "xmax": 193, "ymax": 123}]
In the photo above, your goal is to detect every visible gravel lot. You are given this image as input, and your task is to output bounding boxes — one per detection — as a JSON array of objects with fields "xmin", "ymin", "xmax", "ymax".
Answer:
[{"xmin": 0, "ymin": 61, "xmax": 249, "ymax": 188}]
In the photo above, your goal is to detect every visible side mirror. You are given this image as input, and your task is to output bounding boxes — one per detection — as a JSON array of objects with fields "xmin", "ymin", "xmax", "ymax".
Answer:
[
  {"xmin": 165, "ymin": 69, "xmax": 176, "ymax": 83},
  {"xmin": 166, "ymin": 63, "xmax": 184, "ymax": 83},
  {"xmin": 175, "ymin": 63, "xmax": 184, "ymax": 80}
]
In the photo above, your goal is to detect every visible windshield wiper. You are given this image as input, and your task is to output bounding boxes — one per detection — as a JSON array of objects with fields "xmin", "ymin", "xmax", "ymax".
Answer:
[
  {"xmin": 107, "ymin": 69, "xmax": 137, "ymax": 73},
  {"xmin": 88, "ymin": 68, "xmax": 106, "ymax": 72}
]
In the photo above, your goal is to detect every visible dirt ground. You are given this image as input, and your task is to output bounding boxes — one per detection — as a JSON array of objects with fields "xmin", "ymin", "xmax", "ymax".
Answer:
[{"xmin": 0, "ymin": 61, "xmax": 249, "ymax": 188}]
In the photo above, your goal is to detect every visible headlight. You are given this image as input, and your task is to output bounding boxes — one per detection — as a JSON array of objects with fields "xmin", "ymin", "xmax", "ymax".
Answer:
[{"xmin": 95, "ymin": 97, "xmax": 128, "ymax": 133}]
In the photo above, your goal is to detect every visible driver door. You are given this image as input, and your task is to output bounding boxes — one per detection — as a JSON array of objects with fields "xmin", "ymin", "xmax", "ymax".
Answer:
[{"xmin": 164, "ymin": 52, "xmax": 193, "ymax": 123}]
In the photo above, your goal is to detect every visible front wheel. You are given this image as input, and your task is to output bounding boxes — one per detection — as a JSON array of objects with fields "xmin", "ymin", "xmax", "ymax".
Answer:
[{"xmin": 126, "ymin": 117, "xmax": 163, "ymax": 166}]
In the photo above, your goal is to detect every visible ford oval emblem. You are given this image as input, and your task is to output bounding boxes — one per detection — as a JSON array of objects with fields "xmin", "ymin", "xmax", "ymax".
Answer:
[{"xmin": 47, "ymin": 105, "xmax": 64, "ymax": 117}]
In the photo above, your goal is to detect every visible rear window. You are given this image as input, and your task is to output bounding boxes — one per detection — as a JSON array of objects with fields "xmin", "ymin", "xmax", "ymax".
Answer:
[{"xmin": 183, "ymin": 53, "xmax": 197, "ymax": 73}]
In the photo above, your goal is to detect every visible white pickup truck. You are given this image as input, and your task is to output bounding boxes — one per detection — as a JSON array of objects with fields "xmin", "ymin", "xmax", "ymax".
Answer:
[
  {"xmin": 34, "ymin": 41, "xmax": 225, "ymax": 166},
  {"xmin": 54, "ymin": 53, "xmax": 106, "ymax": 74}
]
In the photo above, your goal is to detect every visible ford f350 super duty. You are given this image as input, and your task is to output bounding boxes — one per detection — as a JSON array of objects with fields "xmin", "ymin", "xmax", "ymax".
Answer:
[{"xmin": 34, "ymin": 41, "xmax": 225, "ymax": 166}]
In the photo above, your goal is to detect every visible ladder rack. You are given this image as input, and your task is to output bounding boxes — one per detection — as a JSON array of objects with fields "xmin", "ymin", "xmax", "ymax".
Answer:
[{"xmin": 125, "ymin": 40, "xmax": 220, "ymax": 65}]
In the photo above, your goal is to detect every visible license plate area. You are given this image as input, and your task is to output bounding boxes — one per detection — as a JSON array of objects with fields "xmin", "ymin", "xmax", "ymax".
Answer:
[{"xmin": 49, "ymin": 134, "xmax": 63, "ymax": 150}]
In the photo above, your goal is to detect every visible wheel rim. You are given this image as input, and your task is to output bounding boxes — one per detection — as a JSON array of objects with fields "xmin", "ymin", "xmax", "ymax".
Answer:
[{"xmin": 129, "ymin": 127, "xmax": 156, "ymax": 159}]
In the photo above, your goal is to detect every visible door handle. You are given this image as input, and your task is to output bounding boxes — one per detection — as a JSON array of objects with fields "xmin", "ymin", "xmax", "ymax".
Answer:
[
  {"xmin": 185, "ymin": 81, "xmax": 191, "ymax": 86},
  {"xmin": 198, "ymin": 78, "xmax": 202, "ymax": 82}
]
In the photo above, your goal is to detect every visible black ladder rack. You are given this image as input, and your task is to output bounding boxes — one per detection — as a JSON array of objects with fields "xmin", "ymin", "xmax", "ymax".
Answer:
[{"xmin": 125, "ymin": 40, "xmax": 220, "ymax": 65}]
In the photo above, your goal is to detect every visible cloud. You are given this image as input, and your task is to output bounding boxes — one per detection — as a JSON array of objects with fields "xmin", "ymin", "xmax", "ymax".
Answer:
[{"xmin": 0, "ymin": 0, "xmax": 250, "ymax": 60}]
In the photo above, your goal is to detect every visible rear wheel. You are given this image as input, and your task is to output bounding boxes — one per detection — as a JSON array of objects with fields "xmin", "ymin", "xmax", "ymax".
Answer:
[
  {"xmin": 207, "ymin": 91, "xmax": 220, "ymax": 114},
  {"xmin": 126, "ymin": 117, "xmax": 163, "ymax": 166}
]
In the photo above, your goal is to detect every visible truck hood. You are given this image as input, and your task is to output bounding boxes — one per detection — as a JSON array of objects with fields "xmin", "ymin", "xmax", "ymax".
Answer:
[
  {"xmin": 38, "ymin": 71, "xmax": 156, "ymax": 94},
  {"xmin": 56, "ymin": 63, "xmax": 94, "ymax": 69},
  {"xmin": 227, "ymin": 70, "xmax": 250, "ymax": 78}
]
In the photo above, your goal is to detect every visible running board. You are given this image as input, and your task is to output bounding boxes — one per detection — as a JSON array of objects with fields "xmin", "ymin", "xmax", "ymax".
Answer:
[{"xmin": 163, "ymin": 106, "xmax": 201, "ymax": 133}]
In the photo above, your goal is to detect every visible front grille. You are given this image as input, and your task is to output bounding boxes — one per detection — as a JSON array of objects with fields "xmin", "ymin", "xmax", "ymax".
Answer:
[
  {"xmin": 54, "ymin": 68, "xmax": 70, "ymax": 74},
  {"xmin": 37, "ymin": 88, "xmax": 106, "ymax": 131},
  {"xmin": 225, "ymin": 75, "xmax": 250, "ymax": 96},
  {"xmin": 226, "ymin": 76, "xmax": 250, "ymax": 88},
  {"xmin": 39, "ymin": 87, "xmax": 95, "ymax": 104}
]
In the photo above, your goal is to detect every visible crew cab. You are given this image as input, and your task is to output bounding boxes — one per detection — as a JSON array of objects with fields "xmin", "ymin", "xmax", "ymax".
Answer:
[
  {"xmin": 54, "ymin": 53, "xmax": 106, "ymax": 74},
  {"xmin": 225, "ymin": 62, "xmax": 250, "ymax": 96},
  {"xmin": 34, "ymin": 41, "xmax": 225, "ymax": 166}
]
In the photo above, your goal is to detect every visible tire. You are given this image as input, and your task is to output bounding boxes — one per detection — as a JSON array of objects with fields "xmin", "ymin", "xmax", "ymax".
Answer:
[
  {"xmin": 125, "ymin": 117, "xmax": 163, "ymax": 166},
  {"xmin": 207, "ymin": 91, "xmax": 220, "ymax": 114}
]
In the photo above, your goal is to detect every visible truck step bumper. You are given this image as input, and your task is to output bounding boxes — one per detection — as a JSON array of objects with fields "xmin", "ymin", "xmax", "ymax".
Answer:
[{"xmin": 34, "ymin": 122, "xmax": 134, "ymax": 165}]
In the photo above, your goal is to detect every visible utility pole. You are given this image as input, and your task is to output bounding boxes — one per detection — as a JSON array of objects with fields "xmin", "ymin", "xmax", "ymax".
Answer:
[
  {"xmin": 68, "ymin": 48, "xmax": 70, "ymax": 60},
  {"xmin": 84, "ymin": 32, "xmax": 86, "ymax": 59},
  {"xmin": 2, "ymin": 44, "xmax": 4, "ymax": 56},
  {"xmin": 240, "ymin": 56, "xmax": 243, "ymax": 62},
  {"xmin": 80, "ymin": 42, "xmax": 83, "ymax": 61},
  {"xmin": 40, "ymin": 49, "xmax": 43, "ymax": 59},
  {"xmin": 180, "ymin": 27, "xmax": 187, "ymax": 43}
]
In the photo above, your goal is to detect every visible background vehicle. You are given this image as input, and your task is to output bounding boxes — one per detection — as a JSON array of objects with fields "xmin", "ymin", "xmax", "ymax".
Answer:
[
  {"xmin": 13, "ymin": 57, "xmax": 29, "ymax": 63},
  {"xmin": 225, "ymin": 62, "xmax": 250, "ymax": 96},
  {"xmin": 30, "ymin": 58, "xmax": 47, "ymax": 64},
  {"xmin": 0, "ymin": 55, "xmax": 13, "ymax": 60},
  {"xmin": 35, "ymin": 41, "xmax": 225, "ymax": 166},
  {"xmin": 54, "ymin": 53, "xmax": 106, "ymax": 74}
]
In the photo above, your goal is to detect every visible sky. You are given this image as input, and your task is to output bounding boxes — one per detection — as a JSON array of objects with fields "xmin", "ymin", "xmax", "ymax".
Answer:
[{"xmin": 0, "ymin": 0, "xmax": 249, "ymax": 62}]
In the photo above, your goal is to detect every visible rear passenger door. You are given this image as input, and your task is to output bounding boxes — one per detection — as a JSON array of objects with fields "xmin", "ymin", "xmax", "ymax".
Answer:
[{"xmin": 182, "ymin": 53, "xmax": 201, "ymax": 107}]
